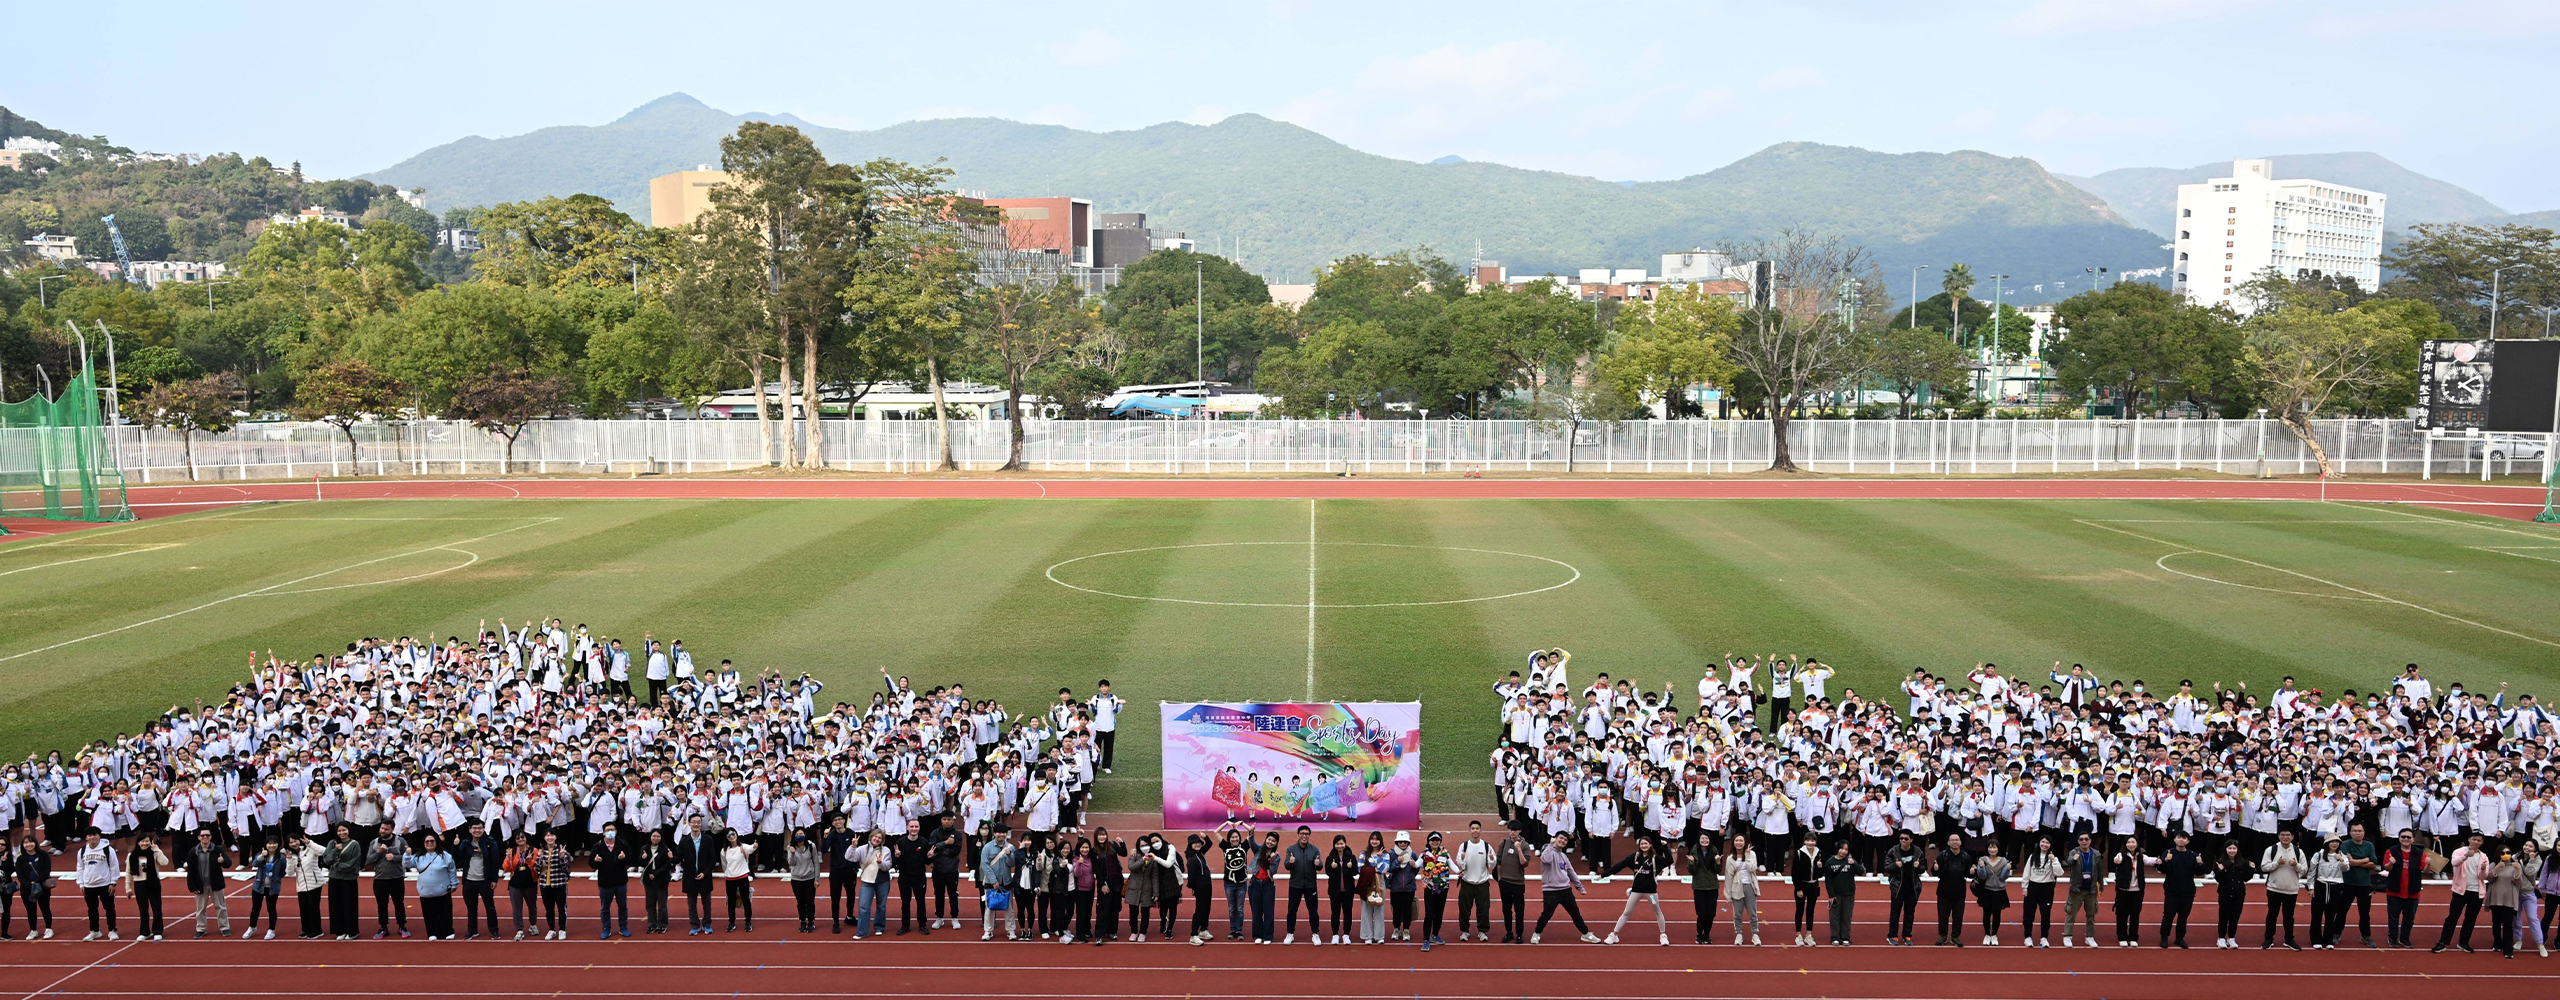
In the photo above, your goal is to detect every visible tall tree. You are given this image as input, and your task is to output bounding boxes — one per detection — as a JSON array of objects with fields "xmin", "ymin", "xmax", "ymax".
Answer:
[
  {"xmin": 1861, "ymin": 326, "xmax": 1974, "ymax": 417},
  {"xmin": 1100, "ymin": 250, "xmax": 1283, "ymax": 385},
  {"xmin": 1447, "ymin": 281, "xmax": 1601, "ymax": 417},
  {"xmin": 692, "ymin": 122, "xmax": 863, "ymax": 468},
  {"xmin": 290, "ymin": 359, "xmax": 403, "ymax": 468},
  {"xmin": 971, "ymin": 277, "xmax": 1097, "ymax": 469},
  {"xmin": 1597, "ymin": 285, "xmax": 1743, "ymax": 415},
  {"xmin": 450, "ymin": 364, "xmax": 574, "ymax": 473},
  {"xmin": 1940, "ymin": 262, "xmax": 1975, "ymax": 342},
  {"xmin": 2048, "ymin": 281, "xmax": 2240, "ymax": 417},
  {"xmin": 471, "ymin": 194, "xmax": 676, "ymax": 294},
  {"xmin": 2241, "ymin": 302, "xmax": 2418, "ymax": 476},
  {"xmin": 839, "ymin": 160, "xmax": 985, "ymax": 470},
  {"xmin": 2381, "ymin": 223, "xmax": 2560, "ymax": 336},
  {"xmin": 138, "ymin": 372, "xmax": 239, "ymax": 480},
  {"xmin": 1721, "ymin": 230, "xmax": 1885, "ymax": 471}
]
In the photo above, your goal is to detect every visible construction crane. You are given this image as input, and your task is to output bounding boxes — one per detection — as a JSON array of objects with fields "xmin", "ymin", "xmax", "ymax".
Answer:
[{"xmin": 101, "ymin": 214, "xmax": 140, "ymax": 286}]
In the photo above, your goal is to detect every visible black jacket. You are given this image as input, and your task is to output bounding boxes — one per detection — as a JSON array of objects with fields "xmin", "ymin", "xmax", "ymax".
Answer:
[
  {"xmin": 1933, "ymin": 849, "xmax": 1973, "ymax": 898},
  {"xmin": 639, "ymin": 843, "xmax": 676, "ymax": 883},
  {"xmin": 183, "ymin": 843, "xmax": 224, "ymax": 894},
  {"xmin": 591, "ymin": 837, "xmax": 636, "ymax": 887},
  {"xmin": 452, "ymin": 833, "xmax": 504, "ymax": 882},
  {"xmin": 2157, "ymin": 849, "xmax": 2203, "ymax": 899},
  {"xmin": 925, "ymin": 826, "xmax": 964, "ymax": 875},
  {"xmin": 674, "ymin": 835, "xmax": 719, "ymax": 883}
]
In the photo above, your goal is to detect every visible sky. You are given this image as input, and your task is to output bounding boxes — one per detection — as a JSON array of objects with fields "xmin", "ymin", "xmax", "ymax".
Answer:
[{"xmin": 14, "ymin": 0, "xmax": 2560, "ymax": 212}]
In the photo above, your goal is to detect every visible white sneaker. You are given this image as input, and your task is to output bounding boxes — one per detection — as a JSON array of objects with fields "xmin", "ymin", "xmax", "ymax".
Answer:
[
  {"xmin": 1530, "ymin": 932, "xmax": 1541, "ymax": 945},
  {"xmin": 1282, "ymin": 933, "xmax": 1293, "ymax": 944},
  {"xmin": 41, "ymin": 929, "xmax": 53, "ymax": 939},
  {"xmin": 1659, "ymin": 933, "xmax": 1669, "ymax": 946},
  {"xmin": 1335, "ymin": 934, "xmax": 1346, "ymax": 944},
  {"xmin": 1604, "ymin": 932, "xmax": 1619, "ymax": 945},
  {"xmin": 980, "ymin": 930, "xmax": 991, "ymax": 941},
  {"xmin": 2060, "ymin": 936, "xmax": 2072, "ymax": 948},
  {"xmin": 83, "ymin": 932, "xmax": 98, "ymax": 942},
  {"xmin": 1309, "ymin": 935, "xmax": 1320, "ymax": 946},
  {"xmin": 2085, "ymin": 937, "xmax": 2096, "ymax": 948},
  {"xmin": 2039, "ymin": 937, "xmax": 2050, "ymax": 948},
  {"xmin": 106, "ymin": 931, "xmax": 119, "ymax": 941},
  {"xmin": 1751, "ymin": 933, "xmax": 1761, "ymax": 946},
  {"xmin": 1579, "ymin": 932, "xmax": 1600, "ymax": 943}
]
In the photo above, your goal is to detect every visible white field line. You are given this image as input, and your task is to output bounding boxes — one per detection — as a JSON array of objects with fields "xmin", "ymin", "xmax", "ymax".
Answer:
[
  {"xmin": 0, "ymin": 517, "xmax": 559, "ymax": 664},
  {"xmin": 2079, "ymin": 519, "xmax": 2560, "ymax": 649},
  {"xmin": 2346, "ymin": 499, "xmax": 2560, "ymax": 539},
  {"xmin": 1044, "ymin": 542, "xmax": 1578, "ymax": 608},
  {"xmin": 2470, "ymin": 545, "xmax": 2560, "ymax": 565},
  {"xmin": 15, "ymin": 939, "xmax": 136, "ymax": 1000},
  {"xmin": 0, "ymin": 542, "xmax": 182, "ymax": 578},
  {"xmin": 1306, "ymin": 497, "xmax": 1317, "ymax": 701}
]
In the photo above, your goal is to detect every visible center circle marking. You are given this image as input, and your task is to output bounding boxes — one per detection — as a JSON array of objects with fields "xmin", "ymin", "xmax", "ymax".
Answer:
[{"xmin": 1044, "ymin": 541, "xmax": 1581, "ymax": 608}]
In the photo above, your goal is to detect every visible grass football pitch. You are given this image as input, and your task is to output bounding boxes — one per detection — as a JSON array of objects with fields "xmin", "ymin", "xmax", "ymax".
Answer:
[{"xmin": 5, "ymin": 496, "xmax": 2558, "ymax": 811}]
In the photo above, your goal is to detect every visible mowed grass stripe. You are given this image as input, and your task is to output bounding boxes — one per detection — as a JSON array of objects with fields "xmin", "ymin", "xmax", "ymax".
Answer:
[
  {"xmin": 0, "ymin": 500, "xmax": 751, "ymax": 756},
  {"xmin": 1538, "ymin": 500, "xmax": 1903, "ymax": 687},
  {"xmin": 2103, "ymin": 507, "xmax": 2560, "ymax": 634},
  {"xmin": 1408, "ymin": 499, "xmax": 1706, "ymax": 683},
  {"xmin": 1320, "ymin": 499, "xmax": 1518, "ymax": 810},
  {"xmin": 1858, "ymin": 501, "xmax": 2431, "ymax": 690}
]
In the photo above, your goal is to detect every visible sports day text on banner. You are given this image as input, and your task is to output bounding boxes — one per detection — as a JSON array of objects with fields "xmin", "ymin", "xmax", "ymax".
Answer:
[{"xmin": 1159, "ymin": 702, "xmax": 1421, "ymax": 830}]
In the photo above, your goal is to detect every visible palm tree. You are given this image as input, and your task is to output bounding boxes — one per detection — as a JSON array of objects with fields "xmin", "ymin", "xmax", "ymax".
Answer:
[{"xmin": 1941, "ymin": 262, "xmax": 1975, "ymax": 341}]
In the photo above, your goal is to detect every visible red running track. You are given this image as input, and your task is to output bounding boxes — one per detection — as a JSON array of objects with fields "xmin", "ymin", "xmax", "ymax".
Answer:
[
  {"xmin": 5, "ymin": 475, "xmax": 2553, "ymax": 542},
  {"xmin": 3, "ymin": 876, "xmax": 2551, "ymax": 999}
]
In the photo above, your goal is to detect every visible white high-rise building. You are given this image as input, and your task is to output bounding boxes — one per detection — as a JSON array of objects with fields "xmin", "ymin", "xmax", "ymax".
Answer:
[{"xmin": 2169, "ymin": 158, "xmax": 2386, "ymax": 314}]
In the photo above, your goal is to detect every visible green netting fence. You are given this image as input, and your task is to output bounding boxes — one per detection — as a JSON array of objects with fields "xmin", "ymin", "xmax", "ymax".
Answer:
[{"xmin": 0, "ymin": 364, "xmax": 134, "ymax": 530}]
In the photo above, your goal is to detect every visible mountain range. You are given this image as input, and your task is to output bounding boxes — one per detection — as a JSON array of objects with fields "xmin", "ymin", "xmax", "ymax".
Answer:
[
  {"xmin": 362, "ymin": 94, "xmax": 2542, "ymax": 301},
  {"xmin": 2059, "ymin": 153, "xmax": 2511, "ymax": 238}
]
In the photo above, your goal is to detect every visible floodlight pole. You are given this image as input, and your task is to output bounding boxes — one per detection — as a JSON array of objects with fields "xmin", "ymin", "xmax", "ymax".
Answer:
[{"xmin": 2541, "ymin": 355, "xmax": 2560, "ymax": 523}]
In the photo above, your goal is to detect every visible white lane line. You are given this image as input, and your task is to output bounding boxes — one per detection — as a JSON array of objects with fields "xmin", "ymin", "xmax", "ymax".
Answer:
[
  {"xmin": 2080, "ymin": 518, "xmax": 2560, "ymax": 649},
  {"xmin": 2471, "ymin": 545, "xmax": 2560, "ymax": 564},
  {"xmin": 0, "ymin": 543, "xmax": 181, "ymax": 578},
  {"xmin": 16, "ymin": 939, "xmax": 136, "ymax": 1000},
  {"xmin": 1305, "ymin": 497, "xmax": 1317, "ymax": 701},
  {"xmin": 0, "ymin": 517, "xmax": 558, "ymax": 663},
  {"xmin": 2350, "ymin": 500, "xmax": 2560, "ymax": 539}
]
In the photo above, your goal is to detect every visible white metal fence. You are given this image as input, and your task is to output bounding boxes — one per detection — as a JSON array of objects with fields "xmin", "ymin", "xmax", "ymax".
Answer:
[{"xmin": 90, "ymin": 418, "xmax": 2540, "ymax": 483}]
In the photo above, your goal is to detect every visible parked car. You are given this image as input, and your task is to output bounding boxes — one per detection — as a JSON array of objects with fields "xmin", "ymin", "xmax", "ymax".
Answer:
[{"xmin": 2473, "ymin": 433, "xmax": 2550, "ymax": 463}]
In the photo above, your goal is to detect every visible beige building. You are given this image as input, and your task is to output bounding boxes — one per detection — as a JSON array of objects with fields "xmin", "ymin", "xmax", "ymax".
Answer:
[{"xmin": 650, "ymin": 168, "xmax": 732, "ymax": 228}]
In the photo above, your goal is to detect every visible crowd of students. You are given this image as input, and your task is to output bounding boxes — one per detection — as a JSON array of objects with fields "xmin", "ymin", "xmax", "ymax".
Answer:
[
  {"xmin": 1492, "ymin": 648, "xmax": 2560, "ymax": 957},
  {"xmin": 4, "ymin": 621, "xmax": 2556, "ymax": 961}
]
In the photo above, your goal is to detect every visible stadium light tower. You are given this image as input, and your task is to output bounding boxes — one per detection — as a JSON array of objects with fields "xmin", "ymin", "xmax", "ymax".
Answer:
[{"xmin": 1909, "ymin": 265, "xmax": 1932, "ymax": 328}]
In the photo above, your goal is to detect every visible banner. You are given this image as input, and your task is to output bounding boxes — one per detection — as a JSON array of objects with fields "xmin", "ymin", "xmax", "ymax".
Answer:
[{"xmin": 1159, "ymin": 702, "xmax": 1420, "ymax": 830}]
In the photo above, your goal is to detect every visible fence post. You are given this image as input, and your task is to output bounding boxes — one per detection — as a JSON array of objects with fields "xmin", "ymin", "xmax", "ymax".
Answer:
[{"xmin": 1887, "ymin": 420, "xmax": 1896, "ymax": 474}]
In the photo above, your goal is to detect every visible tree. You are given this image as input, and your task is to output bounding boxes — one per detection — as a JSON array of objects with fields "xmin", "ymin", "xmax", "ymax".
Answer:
[
  {"xmin": 2240, "ymin": 304, "xmax": 2417, "ymax": 477},
  {"xmin": 290, "ymin": 360, "xmax": 404, "ymax": 469},
  {"xmin": 1721, "ymin": 230, "xmax": 1887, "ymax": 471},
  {"xmin": 1941, "ymin": 262, "xmax": 1975, "ymax": 341},
  {"xmin": 1596, "ymin": 285, "xmax": 1742, "ymax": 415},
  {"xmin": 2381, "ymin": 223, "xmax": 2560, "ymax": 336},
  {"xmin": 139, "ymin": 372, "xmax": 239, "ymax": 480},
  {"xmin": 2047, "ymin": 281, "xmax": 2240, "ymax": 416},
  {"xmin": 346, "ymin": 282, "xmax": 581, "ymax": 413},
  {"xmin": 450, "ymin": 365, "xmax": 574, "ymax": 473},
  {"xmin": 838, "ymin": 160, "xmax": 985, "ymax": 470},
  {"xmin": 471, "ymin": 194, "xmax": 676, "ymax": 294},
  {"xmin": 1253, "ymin": 320, "xmax": 1402, "ymax": 417},
  {"xmin": 692, "ymin": 122, "xmax": 864, "ymax": 468},
  {"xmin": 1862, "ymin": 326, "xmax": 1974, "ymax": 418},
  {"xmin": 1027, "ymin": 363, "xmax": 1118, "ymax": 418},
  {"xmin": 1100, "ymin": 250, "xmax": 1282, "ymax": 385},
  {"xmin": 970, "ymin": 269, "xmax": 1097, "ymax": 469},
  {"xmin": 1447, "ymin": 281, "xmax": 1601, "ymax": 416}
]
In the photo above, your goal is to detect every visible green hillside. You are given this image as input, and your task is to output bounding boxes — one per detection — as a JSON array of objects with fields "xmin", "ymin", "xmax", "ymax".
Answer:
[
  {"xmin": 2063, "ymin": 152, "xmax": 2511, "ymax": 238},
  {"xmin": 362, "ymin": 93, "xmax": 2169, "ymax": 299}
]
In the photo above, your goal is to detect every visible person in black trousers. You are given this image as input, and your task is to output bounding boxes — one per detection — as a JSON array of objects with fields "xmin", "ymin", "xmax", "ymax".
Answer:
[
  {"xmin": 1933, "ymin": 834, "xmax": 1972, "ymax": 946},
  {"xmin": 1495, "ymin": 832, "xmax": 1531, "ymax": 944},
  {"xmin": 927, "ymin": 816, "xmax": 964, "ymax": 931},
  {"xmin": 2210, "ymin": 840, "xmax": 2253, "ymax": 948},
  {"xmin": 896, "ymin": 830, "xmax": 931, "ymax": 935},
  {"xmin": 1323, "ymin": 835, "xmax": 1358, "ymax": 944},
  {"xmin": 126, "ymin": 835, "xmax": 170, "ymax": 940},
  {"xmin": 1282, "ymin": 826, "xmax": 1323, "ymax": 944},
  {"xmin": 1093, "ymin": 830, "xmax": 1126, "ymax": 943},
  {"xmin": 321, "ymin": 824, "xmax": 364, "ymax": 940},
  {"xmin": 822, "ymin": 817, "xmax": 858, "ymax": 933},
  {"xmin": 1884, "ymin": 832, "xmax": 1923, "ymax": 946},
  {"xmin": 1183, "ymin": 835, "xmax": 1216, "ymax": 942},
  {"xmin": 2112, "ymin": 843, "xmax": 2151, "ymax": 947},
  {"xmin": 452, "ymin": 820, "xmax": 503, "ymax": 940},
  {"xmin": 674, "ymin": 817, "xmax": 719, "ymax": 934},
  {"xmin": 1788, "ymin": 834, "xmax": 1822, "ymax": 946},
  {"xmin": 2156, "ymin": 832, "xmax": 2202, "ymax": 948},
  {"xmin": 592, "ymin": 824, "xmax": 636, "ymax": 938},
  {"xmin": 639, "ymin": 829, "xmax": 675, "ymax": 934},
  {"xmin": 1687, "ymin": 838, "xmax": 1724, "ymax": 945}
]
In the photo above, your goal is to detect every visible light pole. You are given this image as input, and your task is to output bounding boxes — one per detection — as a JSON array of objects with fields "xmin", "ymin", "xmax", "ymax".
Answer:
[
  {"xmin": 2489, "ymin": 264, "xmax": 2528, "ymax": 339},
  {"xmin": 2084, "ymin": 266, "xmax": 2110, "ymax": 290},
  {"xmin": 1982, "ymin": 275, "xmax": 2010, "ymax": 404},
  {"xmin": 1909, "ymin": 265, "xmax": 1933, "ymax": 328},
  {"xmin": 1195, "ymin": 260, "xmax": 1205, "ymax": 390},
  {"xmin": 205, "ymin": 277, "xmax": 237, "ymax": 310},
  {"xmin": 35, "ymin": 274, "xmax": 62, "ymax": 309}
]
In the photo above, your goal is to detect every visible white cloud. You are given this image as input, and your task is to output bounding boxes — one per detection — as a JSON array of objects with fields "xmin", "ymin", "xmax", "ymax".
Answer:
[
  {"xmin": 1051, "ymin": 29, "xmax": 1129, "ymax": 69},
  {"xmin": 1756, "ymin": 66, "xmax": 1824, "ymax": 92}
]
